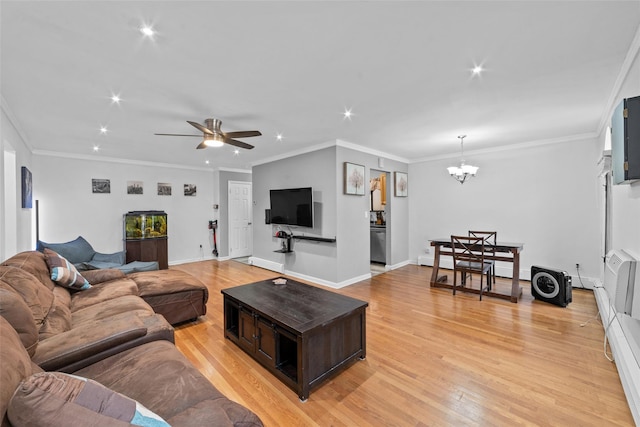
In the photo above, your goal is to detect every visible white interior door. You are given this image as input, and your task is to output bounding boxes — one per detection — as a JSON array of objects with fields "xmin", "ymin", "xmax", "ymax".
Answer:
[{"xmin": 228, "ymin": 181, "xmax": 252, "ymax": 258}]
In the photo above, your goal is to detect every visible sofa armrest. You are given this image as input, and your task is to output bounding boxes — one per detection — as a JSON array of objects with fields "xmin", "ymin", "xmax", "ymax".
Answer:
[
  {"xmin": 82, "ymin": 268, "xmax": 126, "ymax": 285},
  {"xmin": 32, "ymin": 313, "xmax": 147, "ymax": 371}
]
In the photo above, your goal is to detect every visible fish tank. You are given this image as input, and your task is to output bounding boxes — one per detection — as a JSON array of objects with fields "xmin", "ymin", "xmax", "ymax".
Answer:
[{"xmin": 124, "ymin": 210, "xmax": 167, "ymax": 240}]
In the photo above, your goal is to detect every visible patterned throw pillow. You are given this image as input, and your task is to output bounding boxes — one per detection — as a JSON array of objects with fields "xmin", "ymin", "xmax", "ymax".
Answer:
[
  {"xmin": 43, "ymin": 248, "xmax": 91, "ymax": 290},
  {"xmin": 8, "ymin": 372, "xmax": 170, "ymax": 426}
]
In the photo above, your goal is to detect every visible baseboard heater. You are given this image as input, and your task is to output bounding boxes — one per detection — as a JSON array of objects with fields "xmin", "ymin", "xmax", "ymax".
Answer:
[{"xmin": 596, "ymin": 249, "xmax": 640, "ymax": 424}]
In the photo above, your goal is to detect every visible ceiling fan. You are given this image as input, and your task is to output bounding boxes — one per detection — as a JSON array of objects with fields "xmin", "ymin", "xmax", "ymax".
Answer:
[{"xmin": 155, "ymin": 118, "xmax": 261, "ymax": 150}]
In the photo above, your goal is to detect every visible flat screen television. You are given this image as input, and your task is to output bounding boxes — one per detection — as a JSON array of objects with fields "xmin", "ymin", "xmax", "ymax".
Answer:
[{"xmin": 270, "ymin": 187, "xmax": 313, "ymax": 227}]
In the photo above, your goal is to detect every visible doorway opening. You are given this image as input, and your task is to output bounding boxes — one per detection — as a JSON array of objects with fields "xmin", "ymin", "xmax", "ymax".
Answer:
[{"xmin": 370, "ymin": 169, "xmax": 390, "ymax": 275}]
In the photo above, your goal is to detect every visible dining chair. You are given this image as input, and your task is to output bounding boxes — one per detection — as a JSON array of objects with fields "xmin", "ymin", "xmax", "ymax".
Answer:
[
  {"xmin": 451, "ymin": 235, "xmax": 493, "ymax": 300},
  {"xmin": 469, "ymin": 230, "xmax": 497, "ymax": 287}
]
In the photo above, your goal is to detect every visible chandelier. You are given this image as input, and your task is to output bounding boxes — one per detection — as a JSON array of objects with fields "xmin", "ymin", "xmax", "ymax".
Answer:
[{"xmin": 447, "ymin": 135, "xmax": 478, "ymax": 184}]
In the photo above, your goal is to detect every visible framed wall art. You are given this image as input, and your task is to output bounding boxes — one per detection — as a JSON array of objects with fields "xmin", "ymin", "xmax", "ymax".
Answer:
[
  {"xmin": 21, "ymin": 166, "xmax": 32, "ymax": 208},
  {"xmin": 184, "ymin": 184, "xmax": 197, "ymax": 196},
  {"xmin": 158, "ymin": 182, "xmax": 172, "ymax": 196},
  {"xmin": 394, "ymin": 172, "xmax": 408, "ymax": 197},
  {"xmin": 344, "ymin": 162, "xmax": 365, "ymax": 195},
  {"xmin": 92, "ymin": 178, "xmax": 111, "ymax": 194},
  {"xmin": 127, "ymin": 181, "xmax": 143, "ymax": 195}
]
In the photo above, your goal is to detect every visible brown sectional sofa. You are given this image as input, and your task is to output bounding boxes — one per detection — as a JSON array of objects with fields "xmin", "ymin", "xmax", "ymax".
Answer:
[{"xmin": 0, "ymin": 250, "xmax": 263, "ymax": 426}]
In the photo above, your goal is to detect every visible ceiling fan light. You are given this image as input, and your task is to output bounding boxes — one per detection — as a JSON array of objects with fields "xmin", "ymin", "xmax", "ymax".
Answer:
[{"xmin": 204, "ymin": 134, "xmax": 224, "ymax": 148}]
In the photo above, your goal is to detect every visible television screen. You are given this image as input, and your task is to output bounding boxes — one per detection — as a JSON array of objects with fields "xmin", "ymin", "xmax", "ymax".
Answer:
[{"xmin": 270, "ymin": 187, "xmax": 313, "ymax": 227}]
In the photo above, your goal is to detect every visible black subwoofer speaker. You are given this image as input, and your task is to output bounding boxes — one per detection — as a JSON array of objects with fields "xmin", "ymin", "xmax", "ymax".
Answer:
[{"xmin": 531, "ymin": 266, "xmax": 572, "ymax": 307}]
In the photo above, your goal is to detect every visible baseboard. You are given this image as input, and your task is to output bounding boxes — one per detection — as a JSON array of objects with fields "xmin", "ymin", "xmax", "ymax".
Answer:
[
  {"xmin": 247, "ymin": 257, "xmax": 284, "ymax": 273},
  {"xmin": 169, "ymin": 255, "xmax": 217, "ymax": 265},
  {"xmin": 593, "ymin": 283, "xmax": 640, "ymax": 425},
  {"xmin": 416, "ymin": 255, "xmax": 595, "ymax": 287}
]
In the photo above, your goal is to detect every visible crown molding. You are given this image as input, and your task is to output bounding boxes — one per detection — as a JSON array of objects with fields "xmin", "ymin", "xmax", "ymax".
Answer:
[
  {"xmin": 252, "ymin": 139, "xmax": 410, "ymax": 167},
  {"xmin": 32, "ymin": 150, "xmax": 214, "ymax": 172},
  {"xmin": 411, "ymin": 132, "xmax": 598, "ymax": 164},
  {"xmin": 335, "ymin": 139, "xmax": 410, "ymax": 163},
  {"xmin": 216, "ymin": 167, "xmax": 252, "ymax": 174}
]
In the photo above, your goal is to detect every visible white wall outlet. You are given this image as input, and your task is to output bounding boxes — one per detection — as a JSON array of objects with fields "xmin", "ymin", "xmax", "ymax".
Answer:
[{"xmin": 365, "ymin": 210, "xmax": 369, "ymax": 218}]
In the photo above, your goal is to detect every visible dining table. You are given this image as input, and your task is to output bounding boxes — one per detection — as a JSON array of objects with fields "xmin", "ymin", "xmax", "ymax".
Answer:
[{"xmin": 429, "ymin": 238, "xmax": 524, "ymax": 303}]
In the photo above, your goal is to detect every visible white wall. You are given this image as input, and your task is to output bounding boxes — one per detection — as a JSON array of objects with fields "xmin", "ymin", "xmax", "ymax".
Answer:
[
  {"xmin": 408, "ymin": 137, "xmax": 602, "ymax": 283},
  {"xmin": 1, "ymin": 104, "xmax": 34, "ymax": 259},
  {"xmin": 32, "ymin": 154, "xmax": 216, "ymax": 264},
  {"xmin": 252, "ymin": 146, "xmax": 339, "ymax": 283}
]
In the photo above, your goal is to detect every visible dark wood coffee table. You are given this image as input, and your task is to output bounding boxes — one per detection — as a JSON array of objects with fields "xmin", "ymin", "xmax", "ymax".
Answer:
[{"xmin": 222, "ymin": 277, "xmax": 368, "ymax": 401}]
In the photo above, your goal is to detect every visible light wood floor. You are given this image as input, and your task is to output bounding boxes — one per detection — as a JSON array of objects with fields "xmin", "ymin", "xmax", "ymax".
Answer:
[{"xmin": 171, "ymin": 260, "xmax": 634, "ymax": 426}]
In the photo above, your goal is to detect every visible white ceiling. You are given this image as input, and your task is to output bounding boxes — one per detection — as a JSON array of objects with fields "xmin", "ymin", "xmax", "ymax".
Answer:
[{"xmin": 2, "ymin": 1, "xmax": 639, "ymax": 170}]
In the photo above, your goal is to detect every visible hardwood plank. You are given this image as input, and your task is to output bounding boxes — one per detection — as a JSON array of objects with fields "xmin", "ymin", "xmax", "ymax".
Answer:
[{"xmin": 171, "ymin": 261, "xmax": 634, "ymax": 426}]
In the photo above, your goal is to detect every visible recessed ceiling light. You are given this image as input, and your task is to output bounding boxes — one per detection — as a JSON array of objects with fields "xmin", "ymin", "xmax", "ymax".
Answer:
[
  {"xmin": 140, "ymin": 25, "xmax": 155, "ymax": 38},
  {"xmin": 276, "ymin": 133, "xmax": 283, "ymax": 141},
  {"xmin": 205, "ymin": 160, "xmax": 210, "ymax": 165},
  {"xmin": 343, "ymin": 108, "xmax": 353, "ymax": 120},
  {"xmin": 93, "ymin": 145, "xmax": 100, "ymax": 152},
  {"xmin": 111, "ymin": 94, "xmax": 121, "ymax": 104},
  {"xmin": 100, "ymin": 126, "xmax": 108, "ymax": 134},
  {"xmin": 472, "ymin": 65, "xmax": 483, "ymax": 75},
  {"xmin": 233, "ymin": 149, "xmax": 240, "ymax": 156}
]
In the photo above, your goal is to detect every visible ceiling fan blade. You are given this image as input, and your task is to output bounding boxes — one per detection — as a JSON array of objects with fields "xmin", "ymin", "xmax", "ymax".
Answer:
[
  {"xmin": 223, "ymin": 138, "xmax": 254, "ymax": 150},
  {"xmin": 224, "ymin": 130, "xmax": 262, "ymax": 138},
  {"xmin": 154, "ymin": 133, "xmax": 201, "ymax": 137},
  {"xmin": 196, "ymin": 140, "xmax": 208, "ymax": 149},
  {"xmin": 187, "ymin": 120, "xmax": 214, "ymax": 135}
]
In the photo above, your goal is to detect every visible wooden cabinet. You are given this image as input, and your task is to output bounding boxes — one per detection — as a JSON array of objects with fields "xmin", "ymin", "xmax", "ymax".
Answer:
[
  {"xmin": 124, "ymin": 210, "xmax": 168, "ymax": 269},
  {"xmin": 125, "ymin": 238, "xmax": 168, "ymax": 269}
]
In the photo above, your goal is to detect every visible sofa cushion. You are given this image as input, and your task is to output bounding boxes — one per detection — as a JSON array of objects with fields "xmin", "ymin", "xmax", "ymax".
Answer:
[
  {"xmin": 38, "ymin": 296, "xmax": 72, "ymax": 340},
  {"xmin": 82, "ymin": 268, "xmax": 126, "ymax": 285},
  {"xmin": 74, "ymin": 340, "xmax": 263, "ymax": 426},
  {"xmin": 37, "ymin": 236, "xmax": 96, "ymax": 264},
  {"xmin": 8, "ymin": 372, "xmax": 169, "ymax": 427},
  {"xmin": 0, "ymin": 283, "xmax": 38, "ymax": 356},
  {"xmin": 71, "ymin": 295, "xmax": 154, "ymax": 325},
  {"xmin": 69, "ymin": 278, "xmax": 138, "ymax": 312},
  {"xmin": 43, "ymin": 249, "xmax": 92, "ymax": 290},
  {"xmin": 1, "ymin": 251, "xmax": 56, "ymax": 290},
  {"xmin": 0, "ymin": 317, "xmax": 38, "ymax": 426},
  {"xmin": 0, "ymin": 266, "xmax": 54, "ymax": 330}
]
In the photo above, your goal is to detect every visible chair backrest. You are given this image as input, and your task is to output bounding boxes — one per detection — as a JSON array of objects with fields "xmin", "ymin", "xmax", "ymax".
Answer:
[
  {"xmin": 451, "ymin": 235, "xmax": 486, "ymax": 265},
  {"xmin": 469, "ymin": 230, "xmax": 497, "ymax": 246}
]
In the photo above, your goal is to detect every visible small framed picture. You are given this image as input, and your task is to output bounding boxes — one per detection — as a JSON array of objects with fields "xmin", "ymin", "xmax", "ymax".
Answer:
[
  {"xmin": 394, "ymin": 172, "xmax": 408, "ymax": 197},
  {"xmin": 184, "ymin": 184, "xmax": 197, "ymax": 196},
  {"xmin": 127, "ymin": 181, "xmax": 143, "ymax": 195},
  {"xmin": 92, "ymin": 178, "xmax": 111, "ymax": 194},
  {"xmin": 21, "ymin": 167, "xmax": 32, "ymax": 208},
  {"xmin": 158, "ymin": 182, "xmax": 172, "ymax": 196},
  {"xmin": 344, "ymin": 162, "xmax": 365, "ymax": 196}
]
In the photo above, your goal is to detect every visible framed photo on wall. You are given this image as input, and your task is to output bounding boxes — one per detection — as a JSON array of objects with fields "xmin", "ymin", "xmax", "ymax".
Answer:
[
  {"xmin": 344, "ymin": 162, "xmax": 365, "ymax": 195},
  {"xmin": 184, "ymin": 184, "xmax": 197, "ymax": 196},
  {"xmin": 127, "ymin": 181, "xmax": 143, "ymax": 195},
  {"xmin": 21, "ymin": 166, "xmax": 32, "ymax": 208},
  {"xmin": 394, "ymin": 171, "xmax": 408, "ymax": 197},
  {"xmin": 92, "ymin": 178, "xmax": 110, "ymax": 194},
  {"xmin": 158, "ymin": 182, "xmax": 172, "ymax": 196}
]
